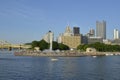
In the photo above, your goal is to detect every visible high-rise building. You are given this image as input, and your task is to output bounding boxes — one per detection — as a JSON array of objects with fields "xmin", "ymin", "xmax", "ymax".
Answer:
[
  {"xmin": 43, "ymin": 30, "xmax": 54, "ymax": 43},
  {"xmin": 61, "ymin": 36, "xmax": 81, "ymax": 49},
  {"xmin": 73, "ymin": 27, "xmax": 80, "ymax": 36},
  {"xmin": 57, "ymin": 26, "xmax": 81, "ymax": 49},
  {"xmin": 114, "ymin": 29, "xmax": 119, "ymax": 40},
  {"xmin": 96, "ymin": 20, "xmax": 106, "ymax": 39}
]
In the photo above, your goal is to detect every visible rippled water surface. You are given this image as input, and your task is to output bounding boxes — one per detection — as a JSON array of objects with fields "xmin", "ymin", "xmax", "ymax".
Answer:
[{"xmin": 0, "ymin": 51, "xmax": 120, "ymax": 80}]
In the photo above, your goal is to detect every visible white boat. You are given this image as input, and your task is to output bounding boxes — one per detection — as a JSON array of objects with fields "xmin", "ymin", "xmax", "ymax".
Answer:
[
  {"xmin": 92, "ymin": 56, "xmax": 97, "ymax": 58},
  {"xmin": 51, "ymin": 58, "xmax": 58, "ymax": 61}
]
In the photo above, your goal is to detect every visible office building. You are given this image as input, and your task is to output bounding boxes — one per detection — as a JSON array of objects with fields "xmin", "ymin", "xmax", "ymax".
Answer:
[
  {"xmin": 81, "ymin": 35, "xmax": 88, "ymax": 44},
  {"xmin": 73, "ymin": 27, "xmax": 80, "ymax": 36},
  {"xmin": 88, "ymin": 37, "xmax": 103, "ymax": 44},
  {"xmin": 57, "ymin": 26, "xmax": 81, "ymax": 49},
  {"xmin": 96, "ymin": 20, "xmax": 106, "ymax": 39},
  {"xmin": 87, "ymin": 28, "xmax": 95, "ymax": 37},
  {"xmin": 114, "ymin": 29, "xmax": 119, "ymax": 40},
  {"xmin": 60, "ymin": 36, "xmax": 81, "ymax": 49},
  {"xmin": 89, "ymin": 28, "xmax": 95, "ymax": 37}
]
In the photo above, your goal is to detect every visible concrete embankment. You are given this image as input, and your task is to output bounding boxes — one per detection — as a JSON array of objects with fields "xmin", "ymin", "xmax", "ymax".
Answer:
[{"xmin": 14, "ymin": 51, "xmax": 120, "ymax": 57}]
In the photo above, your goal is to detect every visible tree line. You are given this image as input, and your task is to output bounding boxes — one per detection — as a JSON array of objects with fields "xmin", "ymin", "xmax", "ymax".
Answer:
[
  {"xmin": 77, "ymin": 42, "xmax": 120, "ymax": 52},
  {"xmin": 26, "ymin": 39, "xmax": 69, "ymax": 51}
]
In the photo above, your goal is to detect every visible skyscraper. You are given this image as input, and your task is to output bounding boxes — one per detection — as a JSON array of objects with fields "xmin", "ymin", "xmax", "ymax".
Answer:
[
  {"xmin": 73, "ymin": 27, "xmax": 80, "ymax": 36},
  {"xmin": 114, "ymin": 29, "xmax": 119, "ymax": 40},
  {"xmin": 96, "ymin": 20, "xmax": 106, "ymax": 39}
]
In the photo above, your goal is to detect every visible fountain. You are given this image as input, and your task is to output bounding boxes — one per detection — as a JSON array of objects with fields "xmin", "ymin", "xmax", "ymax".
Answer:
[{"xmin": 49, "ymin": 31, "xmax": 53, "ymax": 52}]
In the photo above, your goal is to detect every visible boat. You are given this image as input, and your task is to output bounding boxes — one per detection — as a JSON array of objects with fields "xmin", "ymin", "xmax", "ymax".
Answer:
[
  {"xmin": 92, "ymin": 56, "xmax": 97, "ymax": 58},
  {"xmin": 51, "ymin": 58, "xmax": 58, "ymax": 61}
]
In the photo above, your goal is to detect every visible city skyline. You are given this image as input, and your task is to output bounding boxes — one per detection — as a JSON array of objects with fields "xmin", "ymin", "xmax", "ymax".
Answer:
[{"xmin": 0, "ymin": 0, "xmax": 120, "ymax": 44}]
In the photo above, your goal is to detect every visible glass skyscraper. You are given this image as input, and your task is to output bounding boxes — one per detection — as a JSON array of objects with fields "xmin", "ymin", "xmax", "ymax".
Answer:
[
  {"xmin": 73, "ymin": 27, "xmax": 80, "ymax": 36},
  {"xmin": 96, "ymin": 20, "xmax": 106, "ymax": 39}
]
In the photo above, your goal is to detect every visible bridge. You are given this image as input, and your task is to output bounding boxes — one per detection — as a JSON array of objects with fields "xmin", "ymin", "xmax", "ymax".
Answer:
[{"xmin": 0, "ymin": 40, "xmax": 31, "ymax": 50}]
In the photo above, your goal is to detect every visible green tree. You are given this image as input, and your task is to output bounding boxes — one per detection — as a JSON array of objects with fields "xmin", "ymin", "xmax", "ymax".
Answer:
[
  {"xmin": 31, "ymin": 41, "xmax": 39, "ymax": 49},
  {"xmin": 25, "ymin": 43, "xmax": 32, "ymax": 45},
  {"xmin": 58, "ymin": 43, "xmax": 69, "ymax": 50},
  {"xmin": 77, "ymin": 42, "xmax": 120, "ymax": 52},
  {"xmin": 77, "ymin": 44, "xmax": 88, "ymax": 51},
  {"xmin": 39, "ymin": 39, "xmax": 49, "ymax": 51},
  {"xmin": 52, "ymin": 41, "xmax": 59, "ymax": 50}
]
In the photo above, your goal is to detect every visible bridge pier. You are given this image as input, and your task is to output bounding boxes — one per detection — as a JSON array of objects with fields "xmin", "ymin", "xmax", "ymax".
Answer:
[{"xmin": 8, "ymin": 47, "xmax": 12, "ymax": 51}]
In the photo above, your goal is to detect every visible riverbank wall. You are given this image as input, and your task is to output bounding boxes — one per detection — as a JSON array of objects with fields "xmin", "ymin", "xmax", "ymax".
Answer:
[{"xmin": 14, "ymin": 51, "xmax": 120, "ymax": 57}]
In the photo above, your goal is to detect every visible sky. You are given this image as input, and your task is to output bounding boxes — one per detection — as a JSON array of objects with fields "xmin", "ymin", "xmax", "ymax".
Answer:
[{"xmin": 0, "ymin": 0, "xmax": 120, "ymax": 44}]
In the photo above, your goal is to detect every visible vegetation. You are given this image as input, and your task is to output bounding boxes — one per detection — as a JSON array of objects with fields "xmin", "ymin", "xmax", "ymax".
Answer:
[
  {"xmin": 25, "ymin": 43, "xmax": 32, "ymax": 45},
  {"xmin": 30, "ymin": 39, "xmax": 69, "ymax": 51},
  {"xmin": 77, "ymin": 42, "xmax": 120, "ymax": 52},
  {"xmin": 52, "ymin": 41, "xmax": 59, "ymax": 50},
  {"xmin": 58, "ymin": 43, "xmax": 70, "ymax": 50},
  {"xmin": 31, "ymin": 41, "xmax": 39, "ymax": 48},
  {"xmin": 38, "ymin": 40, "xmax": 49, "ymax": 51},
  {"xmin": 31, "ymin": 40, "xmax": 49, "ymax": 51}
]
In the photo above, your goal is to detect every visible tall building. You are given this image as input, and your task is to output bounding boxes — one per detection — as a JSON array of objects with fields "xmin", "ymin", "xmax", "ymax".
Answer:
[
  {"xmin": 81, "ymin": 35, "xmax": 88, "ymax": 44},
  {"xmin": 73, "ymin": 27, "xmax": 80, "ymax": 36},
  {"xmin": 57, "ymin": 26, "xmax": 81, "ymax": 49},
  {"xmin": 61, "ymin": 36, "xmax": 81, "ymax": 49},
  {"xmin": 43, "ymin": 30, "xmax": 54, "ymax": 43},
  {"xmin": 96, "ymin": 20, "xmax": 106, "ymax": 39},
  {"xmin": 114, "ymin": 29, "xmax": 119, "ymax": 40}
]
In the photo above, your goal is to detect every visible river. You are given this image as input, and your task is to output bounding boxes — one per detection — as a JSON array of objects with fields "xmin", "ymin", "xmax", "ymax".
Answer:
[{"xmin": 0, "ymin": 51, "xmax": 120, "ymax": 80}]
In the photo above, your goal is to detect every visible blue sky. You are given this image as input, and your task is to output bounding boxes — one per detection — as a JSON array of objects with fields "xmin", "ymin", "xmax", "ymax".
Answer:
[{"xmin": 0, "ymin": 0, "xmax": 120, "ymax": 44}]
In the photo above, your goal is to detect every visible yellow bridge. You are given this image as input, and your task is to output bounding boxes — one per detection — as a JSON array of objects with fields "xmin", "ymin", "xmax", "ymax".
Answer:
[{"xmin": 0, "ymin": 40, "xmax": 31, "ymax": 50}]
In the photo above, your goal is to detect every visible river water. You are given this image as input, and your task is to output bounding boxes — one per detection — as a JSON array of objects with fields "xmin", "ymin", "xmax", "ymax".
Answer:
[{"xmin": 0, "ymin": 51, "xmax": 120, "ymax": 80}]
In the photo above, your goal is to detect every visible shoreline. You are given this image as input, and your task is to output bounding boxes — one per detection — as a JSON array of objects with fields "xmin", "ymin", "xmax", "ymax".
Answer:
[{"xmin": 14, "ymin": 51, "xmax": 120, "ymax": 57}]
